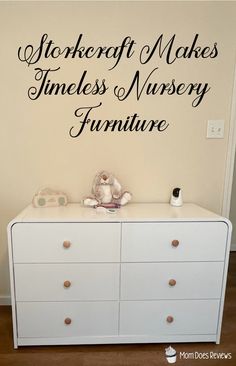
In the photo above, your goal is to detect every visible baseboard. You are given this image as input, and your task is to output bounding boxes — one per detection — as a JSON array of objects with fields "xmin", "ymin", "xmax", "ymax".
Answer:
[
  {"xmin": 231, "ymin": 243, "xmax": 236, "ymax": 251},
  {"xmin": 0, "ymin": 295, "xmax": 11, "ymax": 306}
]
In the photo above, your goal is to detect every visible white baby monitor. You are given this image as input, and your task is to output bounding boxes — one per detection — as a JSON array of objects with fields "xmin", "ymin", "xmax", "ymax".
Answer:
[{"xmin": 170, "ymin": 187, "xmax": 183, "ymax": 207}]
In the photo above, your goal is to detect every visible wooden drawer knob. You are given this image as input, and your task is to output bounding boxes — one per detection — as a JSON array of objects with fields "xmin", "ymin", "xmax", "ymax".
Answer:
[
  {"xmin": 63, "ymin": 280, "xmax": 71, "ymax": 288},
  {"xmin": 169, "ymin": 279, "xmax": 176, "ymax": 287},
  {"xmin": 171, "ymin": 240, "xmax": 179, "ymax": 247},
  {"xmin": 64, "ymin": 317, "xmax": 72, "ymax": 325},
  {"xmin": 166, "ymin": 315, "xmax": 174, "ymax": 323},
  {"xmin": 63, "ymin": 240, "xmax": 71, "ymax": 249}
]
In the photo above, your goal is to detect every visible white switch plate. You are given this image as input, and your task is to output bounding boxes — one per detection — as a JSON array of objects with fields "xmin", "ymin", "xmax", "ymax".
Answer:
[{"xmin": 207, "ymin": 120, "xmax": 224, "ymax": 139}]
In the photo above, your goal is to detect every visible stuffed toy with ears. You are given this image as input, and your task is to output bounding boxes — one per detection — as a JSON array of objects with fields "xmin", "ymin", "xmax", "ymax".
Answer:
[{"xmin": 83, "ymin": 171, "xmax": 132, "ymax": 207}]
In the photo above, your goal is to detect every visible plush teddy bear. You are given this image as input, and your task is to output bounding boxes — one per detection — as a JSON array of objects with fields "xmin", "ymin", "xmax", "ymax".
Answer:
[{"xmin": 83, "ymin": 171, "xmax": 132, "ymax": 207}]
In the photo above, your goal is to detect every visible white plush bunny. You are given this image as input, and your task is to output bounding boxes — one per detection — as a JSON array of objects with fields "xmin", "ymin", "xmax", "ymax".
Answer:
[{"xmin": 83, "ymin": 171, "xmax": 132, "ymax": 207}]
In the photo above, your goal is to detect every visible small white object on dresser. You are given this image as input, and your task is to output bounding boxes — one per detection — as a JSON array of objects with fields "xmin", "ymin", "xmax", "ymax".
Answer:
[{"xmin": 7, "ymin": 203, "xmax": 232, "ymax": 348}]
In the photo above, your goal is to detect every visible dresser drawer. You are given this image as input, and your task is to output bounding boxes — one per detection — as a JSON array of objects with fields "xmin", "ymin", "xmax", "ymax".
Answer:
[
  {"xmin": 17, "ymin": 301, "xmax": 119, "ymax": 338},
  {"xmin": 122, "ymin": 222, "xmax": 227, "ymax": 262},
  {"xmin": 120, "ymin": 300, "xmax": 219, "ymax": 335},
  {"xmin": 15, "ymin": 263, "xmax": 119, "ymax": 301},
  {"xmin": 121, "ymin": 262, "xmax": 224, "ymax": 300},
  {"xmin": 12, "ymin": 223, "xmax": 120, "ymax": 263}
]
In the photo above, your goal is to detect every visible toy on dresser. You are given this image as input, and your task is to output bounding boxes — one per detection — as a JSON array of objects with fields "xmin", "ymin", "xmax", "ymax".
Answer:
[
  {"xmin": 83, "ymin": 171, "xmax": 132, "ymax": 208},
  {"xmin": 32, "ymin": 188, "xmax": 68, "ymax": 207}
]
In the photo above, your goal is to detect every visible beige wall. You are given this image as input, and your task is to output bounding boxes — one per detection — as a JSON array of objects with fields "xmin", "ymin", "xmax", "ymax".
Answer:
[
  {"xmin": 1, "ymin": 1, "xmax": 236, "ymax": 298},
  {"xmin": 230, "ymin": 153, "xmax": 236, "ymax": 246}
]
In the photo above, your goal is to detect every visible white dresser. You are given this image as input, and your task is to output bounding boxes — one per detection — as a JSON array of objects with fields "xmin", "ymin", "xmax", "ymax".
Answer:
[{"xmin": 7, "ymin": 203, "xmax": 231, "ymax": 348}]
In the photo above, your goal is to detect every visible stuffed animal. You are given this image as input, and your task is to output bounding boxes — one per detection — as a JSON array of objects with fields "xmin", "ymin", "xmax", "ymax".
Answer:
[{"xmin": 83, "ymin": 171, "xmax": 132, "ymax": 207}]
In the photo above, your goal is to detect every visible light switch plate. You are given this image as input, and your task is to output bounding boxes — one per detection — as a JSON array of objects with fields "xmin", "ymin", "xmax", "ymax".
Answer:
[{"xmin": 207, "ymin": 120, "xmax": 224, "ymax": 139}]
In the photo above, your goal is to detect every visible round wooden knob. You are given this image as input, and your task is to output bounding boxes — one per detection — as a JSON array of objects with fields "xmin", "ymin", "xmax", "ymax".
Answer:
[
  {"xmin": 169, "ymin": 279, "xmax": 176, "ymax": 287},
  {"xmin": 166, "ymin": 316, "xmax": 174, "ymax": 323},
  {"xmin": 63, "ymin": 280, "xmax": 71, "ymax": 288},
  {"xmin": 63, "ymin": 240, "xmax": 71, "ymax": 249},
  {"xmin": 64, "ymin": 317, "xmax": 72, "ymax": 325},
  {"xmin": 171, "ymin": 239, "xmax": 179, "ymax": 247}
]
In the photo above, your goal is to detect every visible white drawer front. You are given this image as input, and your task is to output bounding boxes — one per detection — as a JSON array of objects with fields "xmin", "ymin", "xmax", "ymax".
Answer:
[
  {"xmin": 15, "ymin": 263, "xmax": 119, "ymax": 301},
  {"xmin": 17, "ymin": 301, "xmax": 119, "ymax": 338},
  {"xmin": 122, "ymin": 222, "xmax": 227, "ymax": 262},
  {"xmin": 120, "ymin": 300, "xmax": 219, "ymax": 335},
  {"xmin": 12, "ymin": 223, "xmax": 120, "ymax": 263},
  {"xmin": 121, "ymin": 262, "xmax": 224, "ymax": 300}
]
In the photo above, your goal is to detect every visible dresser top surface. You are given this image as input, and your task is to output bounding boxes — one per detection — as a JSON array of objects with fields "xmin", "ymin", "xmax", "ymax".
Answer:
[{"xmin": 10, "ymin": 203, "xmax": 228, "ymax": 224}]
